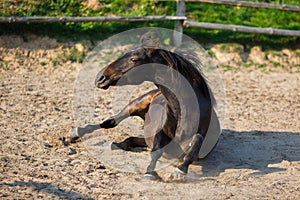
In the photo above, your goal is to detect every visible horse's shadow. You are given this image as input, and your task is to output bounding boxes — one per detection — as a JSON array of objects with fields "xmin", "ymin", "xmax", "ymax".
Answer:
[
  {"xmin": 81, "ymin": 128, "xmax": 300, "ymax": 180},
  {"xmin": 190, "ymin": 129, "xmax": 300, "ymax": 178}
]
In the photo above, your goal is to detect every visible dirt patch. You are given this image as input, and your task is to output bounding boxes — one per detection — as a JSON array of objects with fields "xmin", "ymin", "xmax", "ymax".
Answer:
[
  {"xmin": 210, "ymin": 43, "xmax": 300, "ymax": 72},
  {"xmin": 0, "ymin": 35, "xmax": 299, "ymax": 199}
]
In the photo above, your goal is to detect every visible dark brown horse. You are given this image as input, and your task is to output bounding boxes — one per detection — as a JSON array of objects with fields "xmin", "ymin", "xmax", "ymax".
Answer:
[{"xmin": 91, "ymin": 36, "xmax": 216, "ymax": 180}]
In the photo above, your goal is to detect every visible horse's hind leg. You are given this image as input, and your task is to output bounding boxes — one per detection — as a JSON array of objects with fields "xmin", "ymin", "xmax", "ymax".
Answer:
[
  {"xmin": 176, "ymin": 133, "xmax": 203, "ymax": 174},
  {"xmin": 111, "ymin": 137, "xmax": 147, "ymax": 151}
]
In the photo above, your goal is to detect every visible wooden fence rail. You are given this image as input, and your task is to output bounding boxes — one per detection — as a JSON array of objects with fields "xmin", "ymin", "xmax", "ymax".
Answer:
[
  {"xmin": 0, "ymin": 0, "xmax": 299, "ymax": 40},
  {"xmin": 184, "ymin": 21, "xmax": 300, "ymax": 37},
  {"xmin": 0, "ymin": 16, "xmax": 186, "ymax": 23},
  {"xmin": 176, "ymin": 0, "xmax": 300, "ymax": 39},
  {"xmin": 185, "ymin": 0, "xmax": 300, "ymax": 12}
]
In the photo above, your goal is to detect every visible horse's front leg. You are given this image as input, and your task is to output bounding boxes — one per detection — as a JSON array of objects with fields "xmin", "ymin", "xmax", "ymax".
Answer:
[
  {"xmin": 143, "ymin": 130, "xmax": 171, "ymax": 180},
  {"xmin": 100, "ymin": 89, "xmax": 160, "ymax": 129},
  {"xmin": 175, "ymin": 133, "xmax": 203, "ymax": 174},
  {"xmin": 70, "ymin": 89, "xmax": 160, "ymax": 140}
]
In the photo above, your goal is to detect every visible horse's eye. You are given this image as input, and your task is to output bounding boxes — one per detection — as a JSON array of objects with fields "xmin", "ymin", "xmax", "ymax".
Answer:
[{"xmin": 130, "ymin": 57, "xmax": 137, "ymax": 63}]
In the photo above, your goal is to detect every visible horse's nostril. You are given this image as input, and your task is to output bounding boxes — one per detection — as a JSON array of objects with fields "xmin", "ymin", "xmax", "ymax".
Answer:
[
  {"xmin": 96, "ymin": 75, "xmax": 107, "ymax": 85},
  {"xmin": 95, "ymin": 73, "xmax": 108, "ymax": 87}
]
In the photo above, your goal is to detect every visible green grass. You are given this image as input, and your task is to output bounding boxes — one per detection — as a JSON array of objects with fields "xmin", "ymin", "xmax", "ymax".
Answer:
[{"xmin": 0, "ymin": 0, "xmax": 299, "ymax": 47}]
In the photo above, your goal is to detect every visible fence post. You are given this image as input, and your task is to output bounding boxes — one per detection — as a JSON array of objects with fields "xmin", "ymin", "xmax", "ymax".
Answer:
[{"xmin": 173, "ymin": 0, "xmax": 186, "ymax": 48}]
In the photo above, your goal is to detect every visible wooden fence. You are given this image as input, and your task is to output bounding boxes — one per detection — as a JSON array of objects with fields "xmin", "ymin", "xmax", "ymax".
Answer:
[
  {"xmin": 1, "ymin": 0, "xmax": 300, "ymax": 42},
  {"xmin": 177, "ymin": 0, "xmax": 300, "ymax": 37},
  {"xmin": 0, "ymin": 16, "xmax": 186, "ymax": 23},
  {"xmin": 186, "ymin": 0, "xmax": 300, "ymax": 12}
]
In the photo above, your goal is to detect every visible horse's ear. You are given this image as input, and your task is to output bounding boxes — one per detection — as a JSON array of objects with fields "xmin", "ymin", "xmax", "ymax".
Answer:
[{"xmin": 140, "ymin": 32, "xmax": 160, "ymax": 48}]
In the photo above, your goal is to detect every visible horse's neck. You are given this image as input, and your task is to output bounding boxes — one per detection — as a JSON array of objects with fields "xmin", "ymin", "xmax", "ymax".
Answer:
[
  {"xmin": 156, "ymin": 84, "xmax": 180, "ymax": 117},
  {"xmin": 154, "ymin": 50, "xmax": 212, "ymax": 118}
]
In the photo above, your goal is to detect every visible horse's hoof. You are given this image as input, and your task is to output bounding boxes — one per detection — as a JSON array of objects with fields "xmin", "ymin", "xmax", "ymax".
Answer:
[
  {"xmin": 142, "ymin": 174, "xmax": 156, "ymax": 180},
  {"xmin": 69, "ymin": 127, "xmax": 79, "ymax": 138},
  {"xmin": 102, "ymin": 142, "xmax": 113, "ymax": 150},
  {"xmin": 101, "ymin": 142, "xmax": 120, "ymax": 150},
  {"xmin": 142, "ymin": 171, "xmax": 161, "ymax": 181},
  {"xmin": 173, "ymin": 168, "xmax": 187, "ymax": 175}
]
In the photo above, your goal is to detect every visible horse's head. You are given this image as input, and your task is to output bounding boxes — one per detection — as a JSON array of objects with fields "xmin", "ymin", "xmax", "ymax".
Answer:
[
  {"xmin": 95, "ymin": 47, "xmax": 159, "ymax": 89},
  {"xmin": 95, "ymin": 33, "xmax": 161, "ymax": 89}
]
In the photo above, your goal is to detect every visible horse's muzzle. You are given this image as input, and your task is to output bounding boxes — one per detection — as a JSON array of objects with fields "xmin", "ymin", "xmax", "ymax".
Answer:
[{"xmin": 95, "ymin": 73, "xmax": 110, "ymax": 89}]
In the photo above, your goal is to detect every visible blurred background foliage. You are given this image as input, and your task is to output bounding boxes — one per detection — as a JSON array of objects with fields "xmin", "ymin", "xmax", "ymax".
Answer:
[{"xmin": 0, "ymin": 0, "xmax": 299, "ymax": 46}]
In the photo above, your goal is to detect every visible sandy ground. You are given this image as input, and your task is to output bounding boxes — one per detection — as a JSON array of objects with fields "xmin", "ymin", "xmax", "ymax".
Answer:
[{"xmin": 0, "ymin": 35, "xmax": 300, "ymax": 199}]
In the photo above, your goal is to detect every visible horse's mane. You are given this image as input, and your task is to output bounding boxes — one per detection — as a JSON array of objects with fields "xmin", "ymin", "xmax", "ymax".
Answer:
[
  {"xmin": 156, "ymin": 48, "xmax": 216, "ymax": 107},
  {"xmin": 135, "ymin": 32, "xmax": 216, "ymax": 106}
]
